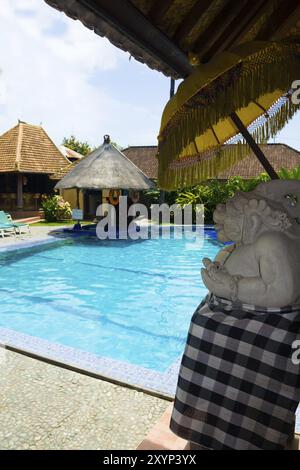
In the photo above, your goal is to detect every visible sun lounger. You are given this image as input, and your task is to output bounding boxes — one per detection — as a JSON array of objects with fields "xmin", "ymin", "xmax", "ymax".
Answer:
[
  {"xmin": 0, "ymin": 223, "xmax": 16, "ymax": 238},
  {"xmin": 0, "ymin": 211, "xmax": 30, "ymax": 235}
]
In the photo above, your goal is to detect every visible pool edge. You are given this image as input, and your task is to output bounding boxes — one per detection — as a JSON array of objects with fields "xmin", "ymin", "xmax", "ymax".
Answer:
[{"xmin": 0, "ymin": 327, "xmax": 179, "ymax": 400}]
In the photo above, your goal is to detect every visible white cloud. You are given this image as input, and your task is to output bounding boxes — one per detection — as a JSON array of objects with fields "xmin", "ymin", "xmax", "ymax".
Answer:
[
  {"xmin": 0, "ymin": 0, "xmax": 130, "ymax": 145},
  {"xmin": 0, "ymin": 0, "xmax": 169, "ymax": 148}
]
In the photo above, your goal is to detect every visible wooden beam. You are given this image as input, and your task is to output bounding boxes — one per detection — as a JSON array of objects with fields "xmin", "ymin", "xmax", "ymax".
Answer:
[
  {"xmin": 173, "ymin": 0, "xmax": 212, "ymax": 45},
  {"xmin": 193, "ymin": 0, "xmax": 248, "ymax": 61},
  {"xmin": 201, "ymin": 0, "xmax": 266, "ymax": 62},
  {"xmin": 17, "ymin": 174, "xmax": 24, "ymax": 210},
  {"xmin": 159, "ymin": 76, "xmax": 175, "ymax": 205},
  {"xmin": 78, "ymin": 0, "xmax": 193, "ymax": 77},
  {"xmin": 256, "ymin": 0, "xmax": 300, "ymax": 40},
  {"xmin": 149, "ymin": 0, "xmax": 174, "ymax": 24},
  {"xmin": 271, "ymin": 3, "xmax": 300, "ymax": 40},
  {"xmin": 230, "ymin": 112, "xmax": 279, "ymax": 180},
  {"xmin": 223, "ymin": 0, "xmax": 274, "ymax": 50},
  {"xmin": 170, "ymin": 77, "xmax": 175, "ymax": 98}
]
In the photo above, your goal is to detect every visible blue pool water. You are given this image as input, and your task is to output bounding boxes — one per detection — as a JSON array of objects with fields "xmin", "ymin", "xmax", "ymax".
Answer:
[{"xmin": 0, "ymin": 227, "xmax": 222, "ymax": 372}]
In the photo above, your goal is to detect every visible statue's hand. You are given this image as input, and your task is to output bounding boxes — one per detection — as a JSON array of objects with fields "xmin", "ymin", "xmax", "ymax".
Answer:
[{"xmin": 201, "ymin": 258, "xmax": 233, "ymax": 298}]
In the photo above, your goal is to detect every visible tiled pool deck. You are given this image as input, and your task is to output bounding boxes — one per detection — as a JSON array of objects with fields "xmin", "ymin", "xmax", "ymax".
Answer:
[
  {"xmin": 0, "ymin": 349, "xmax": 169, "ymax": 449},
  {"xmin": 0, "ymin": 225, "xmax": 57, "ymax": 249}
]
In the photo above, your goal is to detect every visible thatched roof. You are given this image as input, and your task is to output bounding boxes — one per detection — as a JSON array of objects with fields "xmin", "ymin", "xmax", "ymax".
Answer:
[
  {"xmin": 51, "ymin": 161, "xmax": 74, "ymax": 181},
  {"xmin": 55, "ymin": 137, "xmax": 155, "ymax": 190},
  {"xmin": 0, "ymin": 121, "xmax": 70, "ymax": 175},
  {"xmin": 121, "ymin": 143, "xmax": 300, "ymax": 181},
  {"xmin": 45, "ymin": 1, "xmax": 300, "ymax": 78}
]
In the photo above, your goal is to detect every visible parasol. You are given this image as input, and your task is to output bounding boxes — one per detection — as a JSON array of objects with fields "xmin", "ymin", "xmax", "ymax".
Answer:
[{"xmin": 157, "ymin": 40, "xmax": 300, "ymax": 190}]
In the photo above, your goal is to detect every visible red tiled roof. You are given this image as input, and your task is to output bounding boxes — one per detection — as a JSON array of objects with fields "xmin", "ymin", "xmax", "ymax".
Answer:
[
  {"xmin": 219, "ymin": 144, "xmax": 300, "ymax": 179},
  {"xmin": 122, "ymin": 146, "xmax": 158, "ymax": 179},
  {"xmin": 124, "ymin": 143, "xmax": 300, "ymax": 180}
]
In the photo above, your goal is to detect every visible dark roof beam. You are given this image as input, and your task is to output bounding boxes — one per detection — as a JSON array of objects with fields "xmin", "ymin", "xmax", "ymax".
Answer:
[
  {"xmin": 271, "ymin": 2, "xmax": 300, "ymax": 40},
  {"xmin": 256, "ymin": 0, "xmax": 300, "ymax": 40},
  {"xmin": 193, "ymin": 0, "xmax": 248, "ymax": 61},
  {"xmin": 202, "ymin": 0, "xmax": 266, "ymax": 61},
  {"xmin": 173, "ymin": 0, "xmax": 212, "ymax": 45},
  {"xmin": 148, "ymin": 0, "xmax": 174, "ymax": 24},
  {"xmin": 224, "ymin": 0, "xmax": 274, "ymax": 48},
  {"xmin": 78, "ymin": 0, "xmax": 193, "ymax": 77}
]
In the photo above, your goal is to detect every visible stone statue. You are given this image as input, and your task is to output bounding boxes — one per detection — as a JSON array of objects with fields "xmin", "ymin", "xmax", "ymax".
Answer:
[{"xmin": 202, "ymin": 180, "xmax": 300, "ymax": 307}]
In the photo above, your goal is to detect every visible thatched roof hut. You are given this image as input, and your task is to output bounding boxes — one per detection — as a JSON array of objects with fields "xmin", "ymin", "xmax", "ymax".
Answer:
[
  {"xmin": 55, "ymin": 136, "xmax": 154, "ymax": 191},
  {"xmin": 0, "ymin": 121, "xmax": 69, "ymax": 174},
  {"xmin": 0, "ymin": 121, "xmax": 70, "ymax": 213}
]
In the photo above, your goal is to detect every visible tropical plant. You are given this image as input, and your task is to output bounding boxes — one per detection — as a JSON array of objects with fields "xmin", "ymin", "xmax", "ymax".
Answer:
[
  {"xmin": 41, "ymin": 195, "xmax": 72, "ymax": 222},
  {"xmin": 63, "ymin": 135, "xmax": 123, "ymax": 154},
  {"xmin": 175, "ymin": 174, "xmax": 270, "ymax": 223},
  {"xmin": 143, "ymin": 187, "xmax": 160, "ymax": 204},
  {"xmin": 143, "ymin": 187, "xmax": 179, "ymax": 212},
  {"xmin": 279, "ymin": 164, "xmax": 300, "ymax": 179},
  {"xmin": 175, "ymin": 165, "xmax": 300, "ymax": 224},
  {"xmin": 62, "ymin": 136, "xmax": 92, "ymax": 156}
]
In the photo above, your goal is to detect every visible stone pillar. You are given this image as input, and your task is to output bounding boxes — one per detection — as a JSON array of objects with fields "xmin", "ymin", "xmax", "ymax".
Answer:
[{"xmin": 17, "ymin": 173, "xmax": 23, "ymax": 210}]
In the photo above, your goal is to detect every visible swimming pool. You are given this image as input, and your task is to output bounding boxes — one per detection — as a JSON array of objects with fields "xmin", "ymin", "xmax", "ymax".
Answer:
[{"xmin": 0, "ymin": 227, "xmax": 222, "ymax": 389}]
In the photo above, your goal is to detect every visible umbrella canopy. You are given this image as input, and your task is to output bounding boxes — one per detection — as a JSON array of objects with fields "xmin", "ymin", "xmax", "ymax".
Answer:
[
  {"xmin": 55, "ymin": 136, "xmax": 155, "ymax": 191},
  {"xmin": 158, "ymin": 40, "xmax": 300, "ymax": 190}
]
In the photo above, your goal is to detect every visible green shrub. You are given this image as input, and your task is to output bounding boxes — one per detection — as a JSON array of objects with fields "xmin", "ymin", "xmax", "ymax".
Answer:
[
  {"xmin": 175, "ymin": 174, "xmax": 270, "ymax": 224},
  {"xmin": 278, "ymin": 165, "xmax": 300, "ymax": 180},
  {"xmin": 143, "ymin": 187, "xmax": 178, "ymax": 207},
  {"xmin": 41, "ymin": 195, "xmax": 72, "ymax": 222},
  {"xmin": 143, "ymin": 188, "xmax": 160, "ymax": 205},
  {"xmin": 175, "ymin": 165, "xmax": 300, "ymax": 224}
]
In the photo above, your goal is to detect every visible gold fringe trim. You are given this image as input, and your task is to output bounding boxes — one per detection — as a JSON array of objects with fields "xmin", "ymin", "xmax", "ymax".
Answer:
[
  {"xmin": 158, "ymin": 42, "xmax": 300, "ymax": 190},
  {"xmin": 159, "ymin": 142, "xmax": 251, "ymax": 190}
]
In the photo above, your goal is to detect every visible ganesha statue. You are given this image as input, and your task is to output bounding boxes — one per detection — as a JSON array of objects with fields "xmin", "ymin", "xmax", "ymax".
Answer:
[{"xmin": 202, "ymin": 180, "xmax": 300, "ymax": 307}]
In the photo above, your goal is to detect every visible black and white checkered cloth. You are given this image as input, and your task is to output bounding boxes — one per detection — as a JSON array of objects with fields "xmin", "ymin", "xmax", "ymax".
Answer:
[{"xmin": 170, "ymin": 294, "xmax": 300, "ymax": 450}]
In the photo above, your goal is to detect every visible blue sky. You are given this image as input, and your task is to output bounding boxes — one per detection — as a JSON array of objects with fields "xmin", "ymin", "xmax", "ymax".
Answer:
[{"xmin": 0, "ymin": 0, "xmax": 300, "ymax": 150}]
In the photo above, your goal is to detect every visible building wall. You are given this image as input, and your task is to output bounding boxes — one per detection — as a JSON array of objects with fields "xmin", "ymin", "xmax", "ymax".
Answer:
[
  {"xmin": 60, "ymin": 189, "xmax": 108, "ymax": 219},
  {"xmin": 60, "ymin": 189, "xmax": 84, "ymax": 210},
  {"xmin": 60, "ymin": 188, "xmax": 141, "ymax": 220},
  {"xmin": 61, "ymin": 189, "xmax": 116, "ymax": 207}
]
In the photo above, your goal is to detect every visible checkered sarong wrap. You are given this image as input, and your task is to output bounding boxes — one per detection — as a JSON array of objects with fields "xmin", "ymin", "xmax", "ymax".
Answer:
[{"xmin": 170, "ymin": 295, "xmax": 300, "ymax": 449}]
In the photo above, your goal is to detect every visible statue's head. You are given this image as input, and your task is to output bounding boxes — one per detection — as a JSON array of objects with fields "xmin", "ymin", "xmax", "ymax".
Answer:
[{"xmin": 214, "ymin": 179, "xmax": 300, "ymax": 244}]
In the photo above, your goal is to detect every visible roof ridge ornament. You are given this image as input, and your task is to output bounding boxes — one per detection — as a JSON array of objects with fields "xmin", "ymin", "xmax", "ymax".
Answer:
[{"xmin": 103, "ymin": 135, "xmax": 110, "ymax": 144}]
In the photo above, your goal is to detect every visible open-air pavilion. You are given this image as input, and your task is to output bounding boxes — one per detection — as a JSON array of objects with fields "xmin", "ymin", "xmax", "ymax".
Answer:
[
  {"xmin": 45, "ymin": 1, "xmax": 300, "ymax": 78},
  {"xmin": 0, "ymin": 121, "xmax": 70, "ymax": 217},
  {"xmin": 45, "ymin": 0, "xmax": 300, "ymax": 181}
]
